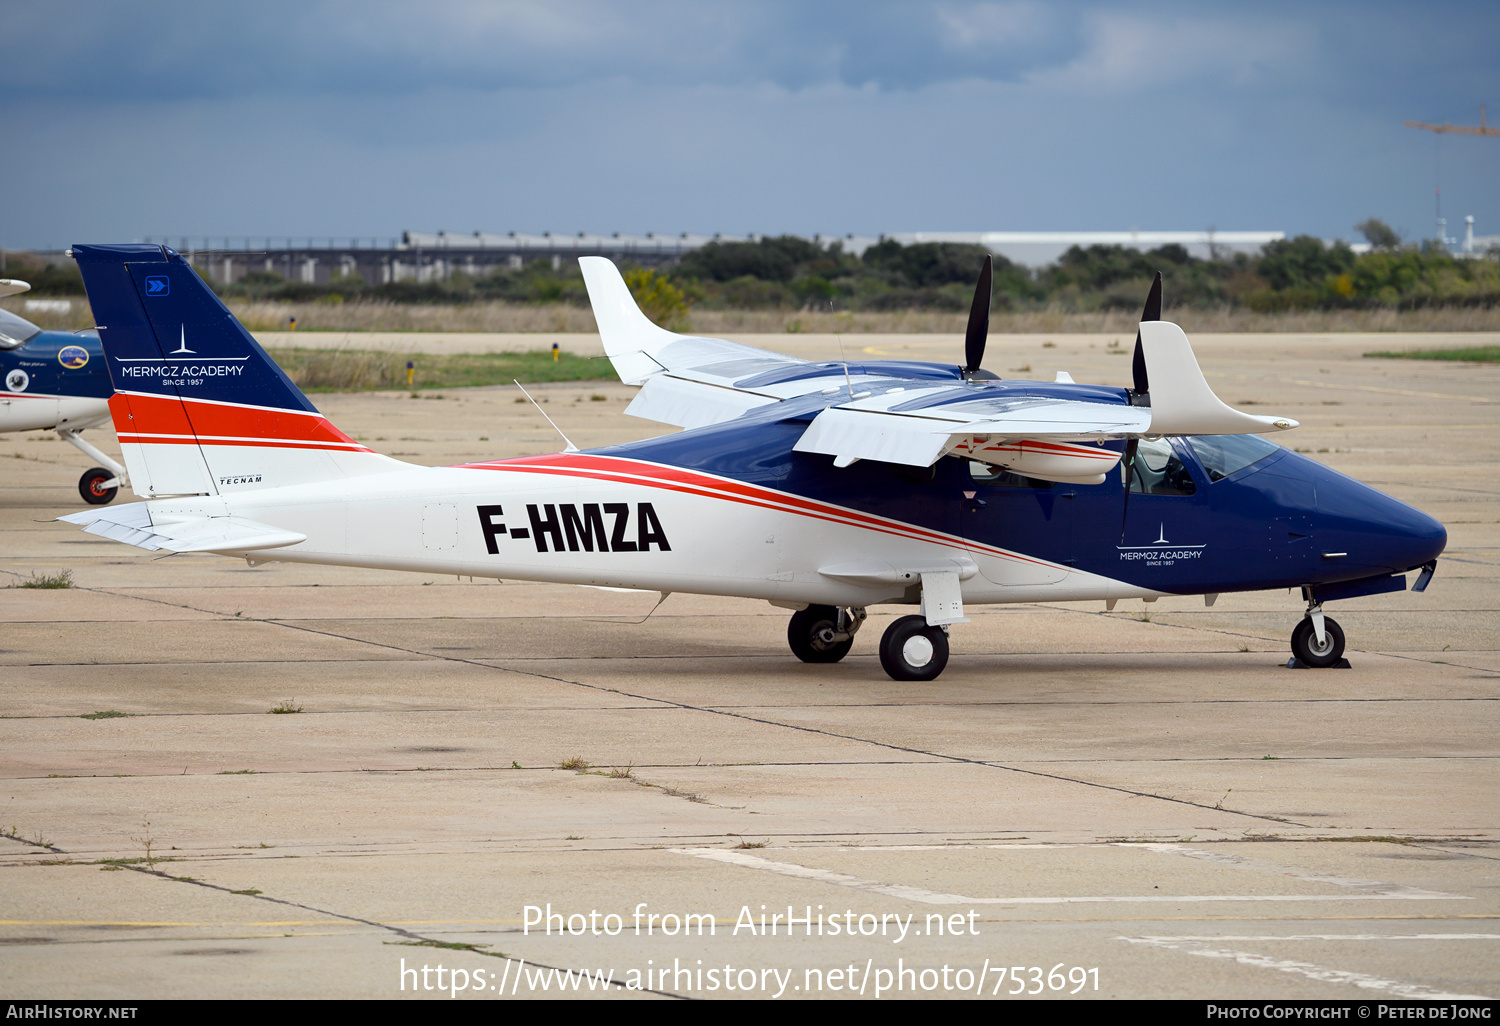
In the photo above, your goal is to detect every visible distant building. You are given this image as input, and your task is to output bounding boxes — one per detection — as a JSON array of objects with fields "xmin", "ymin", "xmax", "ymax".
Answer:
[
  {"xmin": 867, "ymin": 231, "xmax": 1284, "ymax": 267},
  {"xmin": 21, "ymin": 229, "xmax": 1290, "ymax": 286}
]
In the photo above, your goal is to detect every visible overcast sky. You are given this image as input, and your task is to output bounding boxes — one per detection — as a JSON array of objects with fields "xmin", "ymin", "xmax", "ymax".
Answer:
[{"xmin": 4, "ymin": 0, "xmax": 1497, "ymax": 250}]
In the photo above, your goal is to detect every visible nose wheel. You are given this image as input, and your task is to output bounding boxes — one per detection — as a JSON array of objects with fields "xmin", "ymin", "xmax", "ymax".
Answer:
[
  {"xmin": 878, "ymin": 615, "xmax": 950, "ymax": 681},
  {"xmin": 787, "ymin": 605, "xmax": 864, "ymax": 663},
  {"xmin": 1290, "ymin": 605, "xmax": 1346, "ymax": 668}
]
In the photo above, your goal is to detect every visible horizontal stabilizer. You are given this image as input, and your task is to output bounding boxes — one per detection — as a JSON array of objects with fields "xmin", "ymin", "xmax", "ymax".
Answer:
[
  {"xmin": 59, "ymin": 503, "xmax": 305, "ymax": 553},
  {"xmin": 1140, "ymin": 321, "xmax": 1298, "ymax": 435}
]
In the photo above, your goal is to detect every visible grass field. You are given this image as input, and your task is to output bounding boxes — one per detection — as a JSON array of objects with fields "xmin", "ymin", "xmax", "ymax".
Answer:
[
  {"xmin": 8, "ymin": 296, "xmax": 1500, "ymax": 335},
  {"xmin": 264, "ymin": 347, "xmax": 615, "ymax": 391},
  {"xmin": 1364, "ymin": 345, "xmax": 1500, "ymax": 362}
]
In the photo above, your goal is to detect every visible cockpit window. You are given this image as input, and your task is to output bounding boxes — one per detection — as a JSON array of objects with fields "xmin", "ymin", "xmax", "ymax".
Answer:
[
  {"xmin": 1124, "ymin": 438, "xmax": 1196, "ymax": 495},
  {"xmin": 1186, "ymin": 434, "xmax": 1280, "ymax": 482},
  {"xmin": 0, "ymin": 307, "xmax": 42, "ymax": 349}
]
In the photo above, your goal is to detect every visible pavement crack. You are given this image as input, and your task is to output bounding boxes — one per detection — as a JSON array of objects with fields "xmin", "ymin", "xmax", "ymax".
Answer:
[
  {"xmin": 215, "ymin": 617, "xmax": 1309, "ymax": 827},
  {"xmin": 3, "ymin": 827, "xmax": 677, "ymax": 995}
]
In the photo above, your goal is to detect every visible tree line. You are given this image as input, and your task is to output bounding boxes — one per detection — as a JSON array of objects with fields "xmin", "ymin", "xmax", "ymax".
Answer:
[{"xmin": 7, "ymin": 219, "xmax": 1498, "ymax": 313}]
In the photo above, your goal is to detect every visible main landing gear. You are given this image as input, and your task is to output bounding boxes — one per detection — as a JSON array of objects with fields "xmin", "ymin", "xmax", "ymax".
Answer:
[
  {"xmin": 78, "ymin": 467, "xmax": 117, "ymax": 505},
  {"xmin": 1290, "ymin": 601, "xmax": 1346, "ymax": 668},
  {"xmin": 57, "ymin": 428, "xmax": 127, "ymax": 506},
  {"xmin": 787, "ymin": 605, "xmax": 866, "ymax": 663},
  {"xmin": 784, "ymin": 606, "xmax": 952, "ymax": 681},
  {"xmin": 878, "ymin": 615, "xmax": 949, "ymax": 682}
]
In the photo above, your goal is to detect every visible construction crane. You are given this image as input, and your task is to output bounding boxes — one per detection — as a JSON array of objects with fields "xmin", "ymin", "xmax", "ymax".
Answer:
[
  {"xmin": 1405, "ymin": 105, "xmax": 1497, "ymax": 250},
  {"xmin": 1405, "ymin": 104, "xmax": 1500, "ymax": 137}
]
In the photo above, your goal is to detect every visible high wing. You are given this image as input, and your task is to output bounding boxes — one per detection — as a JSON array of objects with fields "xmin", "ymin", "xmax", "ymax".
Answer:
[
  {"xmin": 580, "ymin": 256, "xmax": 933, "ymax": 429},
  {"xmin": 579, "ymin": 257, "xmax": 1296, "ymax": 484}
]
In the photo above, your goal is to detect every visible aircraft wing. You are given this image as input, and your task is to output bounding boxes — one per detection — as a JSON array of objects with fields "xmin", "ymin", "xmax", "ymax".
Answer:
[
  {"xmin": 579, "ymin": 257, "xmax": 1296, "ymax": 475},
  {"xmin": 793, "ymin": 386, "xmax": 1151, "ymax": 474},
  {"xmin": 580, "ymin": 256, "xmax": 808, "ymax": 428},
  {"xmin": 58, "ymin": 502, "xmax": 306, "ymax": 553},
  {"xmin": 582, "ymin": 256, "xmax": 924, "ymax": 430}
]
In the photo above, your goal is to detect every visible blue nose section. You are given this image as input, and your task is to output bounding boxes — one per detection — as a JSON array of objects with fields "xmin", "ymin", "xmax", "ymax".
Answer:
[{"xmin": 1308, "ymin": 459, "xmax": 1446, "ymax": 578}]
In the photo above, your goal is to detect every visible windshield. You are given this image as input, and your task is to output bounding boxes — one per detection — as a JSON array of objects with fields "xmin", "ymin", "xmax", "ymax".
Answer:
[
  {"xmin": 0, "ymin": 307, "xmax": 42, "ymax": 349},
  {"xmin": 1187, "ymin": 434, "xmax": 1281, "ymax": 481}
]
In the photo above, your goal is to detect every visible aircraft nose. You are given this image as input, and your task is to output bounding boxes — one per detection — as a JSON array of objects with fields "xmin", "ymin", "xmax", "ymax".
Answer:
[{"xmin": 1316, "ymin": 469, "xmax": 1446, "ymax": 575}]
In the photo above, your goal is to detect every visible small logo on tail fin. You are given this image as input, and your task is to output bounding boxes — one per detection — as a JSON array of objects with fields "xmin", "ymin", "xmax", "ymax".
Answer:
[
  {"xmin": 144, "ymin": 276, "xmax": 169, "ymax": 296},
  {"xmin": 170, "ymin": 326, "xmax": 194, "ymax": 355}
]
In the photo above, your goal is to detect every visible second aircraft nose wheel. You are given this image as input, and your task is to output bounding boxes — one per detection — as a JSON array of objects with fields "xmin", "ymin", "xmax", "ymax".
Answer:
[
  {"xmin": 78, "ymin": 467, "xmax": 117, "ymax": 505},
  {"xmin": 879, "ymin": 615, "xmax": 950, "ymax": 681}
]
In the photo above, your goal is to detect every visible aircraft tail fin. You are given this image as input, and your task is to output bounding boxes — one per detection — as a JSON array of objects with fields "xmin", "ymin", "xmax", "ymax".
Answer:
[{"xmin": 70, "ymin": 244, "xmax": 408, "ymax": 498}]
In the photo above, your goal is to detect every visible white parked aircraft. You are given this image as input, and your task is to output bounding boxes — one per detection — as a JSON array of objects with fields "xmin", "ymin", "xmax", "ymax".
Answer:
[{"xmin": 59, "ymin": 244, "xmax": 1443, "ymax": 680}]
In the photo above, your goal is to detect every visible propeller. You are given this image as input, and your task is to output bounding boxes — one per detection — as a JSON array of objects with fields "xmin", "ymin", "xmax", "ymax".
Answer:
[
  {"xmin": 1121, "ymin": 272, "xmax": 1162, "ymax": 540},
  {"xmin": 1120, "ymin": 437, "xmax": 1138, "ymax": 542},
  {"xmin": 1129, "ymin": 271, "xmax": 1161, "ymax": 401},
  {"xmin": 962, "ymin": 255, "xmax": 992, "ymax": 380}
]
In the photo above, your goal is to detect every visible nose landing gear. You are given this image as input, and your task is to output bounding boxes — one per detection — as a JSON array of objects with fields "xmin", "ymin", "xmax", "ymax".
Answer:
[{"xmin": 1290, "ymin": 601, "xmax": 1347, "ymax": 668}]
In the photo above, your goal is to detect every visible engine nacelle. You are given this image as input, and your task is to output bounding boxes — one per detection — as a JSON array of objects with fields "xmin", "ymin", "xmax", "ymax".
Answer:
[{"xmin": 951, "ymin": 436, "xmax": 1121, "ymax": 485}]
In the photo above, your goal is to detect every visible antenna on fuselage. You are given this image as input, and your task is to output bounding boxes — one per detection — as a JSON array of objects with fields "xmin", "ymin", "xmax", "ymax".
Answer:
[
  {"xmin": 513, "ymin": 380, "xmax": 579, "ymax": 453},
  {"xmin": 834, "ymin": 317, "xmax": 855, "ymax": 401}
]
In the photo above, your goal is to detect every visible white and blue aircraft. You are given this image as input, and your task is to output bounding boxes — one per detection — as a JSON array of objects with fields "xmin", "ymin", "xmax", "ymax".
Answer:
[
  {"xmin": 0, "ymin": 279, "xmax": 128, "ymax": 503},
  {"xmin": 59, "ymin": 244, "xmax": 1444, "ymax": 680}
]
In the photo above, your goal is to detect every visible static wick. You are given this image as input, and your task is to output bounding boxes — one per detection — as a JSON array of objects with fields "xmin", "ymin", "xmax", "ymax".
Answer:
[{"xmin": 513, "ymin": 379, "xmax": 578, "ymax": 453}]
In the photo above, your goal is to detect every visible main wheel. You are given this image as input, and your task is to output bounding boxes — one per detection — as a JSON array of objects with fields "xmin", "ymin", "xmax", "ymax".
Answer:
[
  {"xmin": 1291, "ymin": 616, "xmax": 1345, "ymax": 668},
  {"xmin": 788, "ymin": 605, "xmax": 853, "ymax": 663},
  {"xmin": 878, "ymin": 614, "xmax": 950, "ymax": 682},
  {"xmin": 78, "ymin": 467, "xmax": 117, "ymax": 505}
]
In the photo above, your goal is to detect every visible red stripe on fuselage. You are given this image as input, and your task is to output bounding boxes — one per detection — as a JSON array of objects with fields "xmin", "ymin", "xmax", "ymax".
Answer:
[
  {"xmin": 111, "ymin": 392, "xmax": 372, "ymax": 451},
  {"xmin": 460, "ymin": 452, "xmax": 1064, "ymax": 570}
]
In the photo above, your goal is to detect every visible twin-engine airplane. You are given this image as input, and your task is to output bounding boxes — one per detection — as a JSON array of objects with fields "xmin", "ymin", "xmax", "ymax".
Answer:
[
  {"xmin": 1, "ymin": 279, "xmax": 128, "ymax": 503},
  {"xmin": 60, "ymin": 244, "xmax": 1445, "ymax": 680}
]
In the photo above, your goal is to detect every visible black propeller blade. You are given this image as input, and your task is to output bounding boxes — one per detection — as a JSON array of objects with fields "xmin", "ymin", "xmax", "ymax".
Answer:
[
  {"xmin": 1129, "ymin": 271, "xmax": 1162, "ymax": 400},
  {"xmin": 962, "ymin": 256, "xmax": 992, "ymax": 380},
  {"xmin": 1122, "ymin": 272, "xmax": 1161, "ymax": 538},
  {"xmin": 1120, "ymin": 437, "xmax": 1139, "ymax": 542}
]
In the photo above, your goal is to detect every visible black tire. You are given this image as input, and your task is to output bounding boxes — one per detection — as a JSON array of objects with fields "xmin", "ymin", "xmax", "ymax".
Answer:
[
  {"xmin": 79, "ymin": 467, "xmax": 117, "ymax": 505},
  {"xmin": 878, "ymin": 614, "xmax": 950, "ymax": 682},
  {"xmin": 1291, "ymin": 616, "xmax": 1345, "ymax": 668},
  {"xmin": 788, "ymin": 605, "xmax": 853, "ymax": 663}
]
